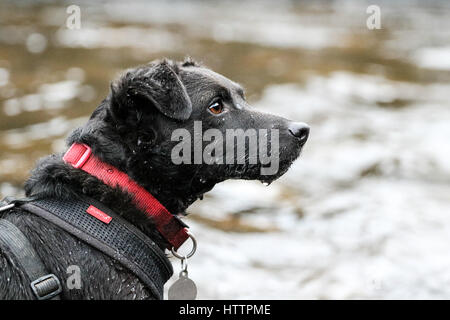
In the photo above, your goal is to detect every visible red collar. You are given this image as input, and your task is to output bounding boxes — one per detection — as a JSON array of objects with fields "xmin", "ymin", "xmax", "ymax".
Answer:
[{"xmin": 62, "ymin": 143, "xmax": 189, "ymax": 250}]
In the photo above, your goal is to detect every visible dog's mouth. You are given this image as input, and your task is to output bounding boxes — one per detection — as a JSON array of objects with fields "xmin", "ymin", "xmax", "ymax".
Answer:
[{"xmin": 227, "ymin": 142, "xmax": 305, "ymax": 186}]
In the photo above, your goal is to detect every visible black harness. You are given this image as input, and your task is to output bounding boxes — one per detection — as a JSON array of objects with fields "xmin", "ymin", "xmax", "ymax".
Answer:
[{"xmin": 0, "ymin": 196, "xmax": 173, "ymax": 300}]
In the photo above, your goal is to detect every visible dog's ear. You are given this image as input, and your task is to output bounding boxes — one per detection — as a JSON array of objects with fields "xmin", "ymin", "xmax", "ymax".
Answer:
[{"xmin": 109, "ymin": 60, "xmax": 192, "ymax": 121}]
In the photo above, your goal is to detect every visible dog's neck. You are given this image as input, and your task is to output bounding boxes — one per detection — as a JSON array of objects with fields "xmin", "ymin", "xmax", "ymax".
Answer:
[{"xmin": 61, "ymin": 114, "xmax": 218, "ymax": 215}]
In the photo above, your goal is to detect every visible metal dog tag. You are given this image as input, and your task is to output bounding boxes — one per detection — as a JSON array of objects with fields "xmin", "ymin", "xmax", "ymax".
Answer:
[
  {"xmin": 168, "ymin": 234, "xmax": 198, "ymax": 300},
  {"xmin": 168, "ymin": 271, "xmax": 197, "ymax": 300}
]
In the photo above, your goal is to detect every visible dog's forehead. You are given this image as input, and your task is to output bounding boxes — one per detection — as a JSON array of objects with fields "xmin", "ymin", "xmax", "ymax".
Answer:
[{"xmin": 180, "ymin": 66, "xmax": 242, "ymax": 92}]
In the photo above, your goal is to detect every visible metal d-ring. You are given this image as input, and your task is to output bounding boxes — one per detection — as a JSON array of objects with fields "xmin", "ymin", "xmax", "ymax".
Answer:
[{"xmin": 171, "ymin": 231, "xmax": 197, "ymax": 260}]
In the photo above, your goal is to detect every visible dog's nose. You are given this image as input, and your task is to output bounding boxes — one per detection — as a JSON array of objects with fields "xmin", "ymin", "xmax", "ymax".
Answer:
[{"xmin": 288, "ymin": 122, "xmax": 310, "ymax": 145}]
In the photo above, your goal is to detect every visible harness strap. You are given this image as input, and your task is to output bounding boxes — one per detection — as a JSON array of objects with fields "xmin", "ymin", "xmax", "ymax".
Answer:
[
  {"xmin": 19, "ymin": 196, "xmax": 173, "ymax": 299},
  {"xmin": 0, "ymin": 218, "xmax": 62, "ymax": 300}
]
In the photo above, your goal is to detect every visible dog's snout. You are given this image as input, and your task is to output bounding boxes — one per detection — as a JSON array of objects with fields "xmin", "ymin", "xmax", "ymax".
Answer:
[{"xmin": 288, "ymin": 122, "xmax": 310, "ymax": 145}]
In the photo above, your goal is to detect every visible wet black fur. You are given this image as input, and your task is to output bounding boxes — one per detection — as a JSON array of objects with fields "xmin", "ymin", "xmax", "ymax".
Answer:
[{"xmin": 0, "ymin": 58, "xmax": 307, "ymax": 300}]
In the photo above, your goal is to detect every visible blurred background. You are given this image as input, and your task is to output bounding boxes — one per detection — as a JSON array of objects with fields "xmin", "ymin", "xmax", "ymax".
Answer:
[{"xmin": 1, "ymin": 0, "xmax": 450, "ymax": 299}]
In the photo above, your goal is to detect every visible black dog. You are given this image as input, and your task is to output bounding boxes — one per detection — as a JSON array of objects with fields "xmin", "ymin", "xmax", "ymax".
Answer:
[{"xmin": 0, "ymin": 58, "xmax": 309, "ymax": 299}]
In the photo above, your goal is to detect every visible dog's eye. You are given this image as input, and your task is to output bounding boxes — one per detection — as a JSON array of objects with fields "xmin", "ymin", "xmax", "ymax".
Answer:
[{"xmin": 208, "ymin": 100, "xmax": 224, "ymax": 115}]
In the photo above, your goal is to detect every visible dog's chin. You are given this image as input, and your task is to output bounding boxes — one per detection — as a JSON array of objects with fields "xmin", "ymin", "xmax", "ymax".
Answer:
[
  {"xmin": 256, "ymin": 163, "xmax": 293, "ymax": 185},
  {"xmin": 232, "ymin": 147, "xmax": 304, "ymax": 186}
]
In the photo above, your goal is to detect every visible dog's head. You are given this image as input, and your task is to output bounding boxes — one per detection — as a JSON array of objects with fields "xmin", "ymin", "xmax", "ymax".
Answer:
[{"xmin": 71, "ymin": 58, "xmax": 309, "ymax": 213}]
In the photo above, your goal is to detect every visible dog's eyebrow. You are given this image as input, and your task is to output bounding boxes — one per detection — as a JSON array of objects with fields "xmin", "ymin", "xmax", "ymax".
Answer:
[
  {"xmin": 211, "ymin": 84, "xmax": 239, "ymax": 100},
  {"xmin": 235, "ymin": 85, "xmax": 245, "ymax": 98}
]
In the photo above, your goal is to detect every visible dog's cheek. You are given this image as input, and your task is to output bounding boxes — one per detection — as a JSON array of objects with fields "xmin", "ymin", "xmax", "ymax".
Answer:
[{"xmin": 136, "ymin": 130, "xmax": 157, "ymax": 152}]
